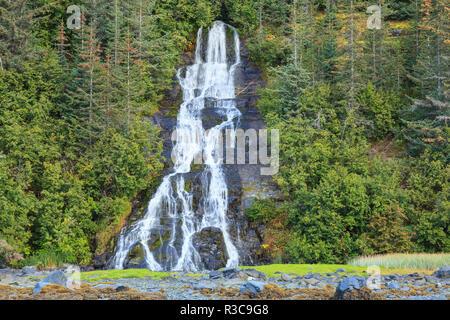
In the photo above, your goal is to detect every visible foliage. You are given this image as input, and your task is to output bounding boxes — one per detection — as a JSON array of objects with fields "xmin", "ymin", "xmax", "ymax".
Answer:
[
  {"xmin": 244, "ymin": 0, "xmax": 448, "ymax": 265},
  {"xmin": 257, "ymin": 63, "xmax": 310, "ymax": 117},
  {"xmin": 0, "ymin": 0, "xmax": 448, "ymax": 268},
  {"xmin": 357, "ymin": 82, "xmax": 401, "ymax": 139}
]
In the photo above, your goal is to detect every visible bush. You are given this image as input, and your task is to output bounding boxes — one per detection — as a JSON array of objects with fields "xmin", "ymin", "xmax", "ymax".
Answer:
[
  {"xmin": 245, "ymin": 199, "xmax": 279, "ymax": 223},
  {"xmin": 357, "ymin": 82, "xmax": 401, "ymax": 139}
]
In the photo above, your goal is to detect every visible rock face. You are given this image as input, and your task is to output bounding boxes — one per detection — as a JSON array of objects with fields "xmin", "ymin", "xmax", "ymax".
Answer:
[
  {"xmin": 192, "ymin": 227, "xmax": 229, "ymax": 270},
  {"xmin": 92, "ymin": 252, "xmax": 112, "ymax": 270},
  {"xmin": 109, "ymin": 35, "xmax": 274, "ymax": 270},
  {"xmin": 432, "ymin": 266, "xmax": 450, "ymax": 279}
]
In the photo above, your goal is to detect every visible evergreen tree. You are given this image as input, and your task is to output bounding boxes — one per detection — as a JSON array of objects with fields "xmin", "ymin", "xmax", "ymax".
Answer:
[
  {"xmin": 0, "ymin": 0, "xmax": 53, "ymax": 70},
  {"xmin": 71, "ymin": 27, "xmax": 104, "ymax": 148}
]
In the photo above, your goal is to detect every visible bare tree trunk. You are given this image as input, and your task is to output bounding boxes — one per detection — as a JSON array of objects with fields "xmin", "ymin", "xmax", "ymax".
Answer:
[
  {"xmin": 379, "ymin": 1, "xmax": 383, "ymax": 83},
  {"xmin": 436, "ymin": 2, "xmax": 442, "ymax": 96},
  {"xmin": 350, "ymin": 0, "xmax": 355, "ymax": 101},
  {"xmin": 309, "ymin": 1, "xmax": 315, "ymax": 85},
  {"xmin": 415, "ymin": 0, "xmax": 419, "ymax": 54},
  {"xmin": 81, "ymin": 11, "xmax": 85, "ymax": 51},
  {"xmin": 0, "ymin": 56, "xmax": 3, "ymax": 71},
  {"xmin": 293, "ymin": 2, "xmax": 298, "ymax": 67},
  {"xmin": 89, "ymin": 65, "xmax": 94, "ymax": 147},
  {"xmin": 437, "ymin": 27, "xmax": 441, "ymax": 95},
  {"xmin": 372, "ymin": 31, "xmax": 376, "ymax": 83},
  {"xmin": 114, "ymin": 0, "xmax": 119, "ymax": 66},
  {"xmin": 127, "ymin": 49, "xmax": 130, "ymax": 132},
  {"xmin": 139, "ymin": 0, "xmax": 143, "ymax": 54},
  {"xmin": 259, "ymin": 0, "xmax": 263, "ymax": 31}
]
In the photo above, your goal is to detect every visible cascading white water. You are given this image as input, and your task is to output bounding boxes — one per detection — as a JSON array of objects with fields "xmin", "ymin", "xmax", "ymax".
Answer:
[{"xmin": 110, "ymin": 21, "xmax": 242, "ymax": 271}]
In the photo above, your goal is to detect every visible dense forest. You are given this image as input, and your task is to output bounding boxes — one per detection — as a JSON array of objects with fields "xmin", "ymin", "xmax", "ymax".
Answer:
[{"xmin": 0, "ymin": 0, "xmax": 448, "ymax": 268}]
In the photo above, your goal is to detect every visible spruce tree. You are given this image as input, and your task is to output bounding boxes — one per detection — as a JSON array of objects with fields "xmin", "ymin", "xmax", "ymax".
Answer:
[{"xmin": 71, "ymin": 27, "xmax": 104, "ymax": 148}]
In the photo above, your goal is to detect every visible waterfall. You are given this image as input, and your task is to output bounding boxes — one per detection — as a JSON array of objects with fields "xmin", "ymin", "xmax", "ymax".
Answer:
[{"xmin": 110, "ymin": 21, "xmax": 242, "ymax": 272}]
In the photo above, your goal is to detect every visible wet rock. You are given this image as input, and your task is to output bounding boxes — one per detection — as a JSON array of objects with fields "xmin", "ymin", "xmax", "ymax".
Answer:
[
  {"xmin": 280, "ymin": 273, "xmax": 292, "ymax": 281},
  {"xmin": 425, "ymin": 275, "xmax": 439, "ymax": 282},
  {"xmin": 334, "ymin": 276, "xmax": 381, "ymax": 300},
  {"xmin": 240, "ymin": 281, "xmax": 266, "ymax": 296},
  {"xmin": 303, "ymin": 279, "xmax": 320, "ymax": 286},
  {"xmin": 92, "ymin": 283, "xmax": 130, "ymax": 292},
  {"xmin": 92, "ymin": 252, "xmax": 111, "ymax": 269},
  {"xmin": 80, "ymin": 265, "xmax": 95, "ymax": 272},
  {"xmin": 221, "ymin": 267, "xmax": 240, "ymax": 278},
  {"xmin": 432, "ymin": 266, "xmax": 450, "ymax": 279},
  {"xmin": 223, "ymin": 278, "xmax": 246, "ymax": 287},
  {"xmin": 386, "ymin": 274, "xmax": 400, "ymax": 281},
  {"xmin": 209, "ymin": 270, "xmax": 224, "ymax": 280},
  {"xmin": 238, "ymin": 269, "xmax": 268, "ymax": 281},
  {"xmin": 22, "ymin": 266, "xmax": 36, "ymax": 275},
  {"xmin": 387, "ymin": 282, "xmax": 400, "ymax": 290},
  {"xmin": 336, "ymin": 268, "xmax": 347, "ymax": 273},
  {"xmin": 125, "ymin": 243, "xmax": 147, "ymax": 269},
  {"xmin": 408, "ymin": 295, "xmax": 447, "ymax": 300},
  {"xmin": 146, "ymin": 287, "xmax": 162, "ymax": 293},
  {"xmin": 193, "ymin": 281, "xmax": 217, "ymax": 291},
  {"xmin": 192, "ymin": 227, "xmax": 229, "ymax": 270}
]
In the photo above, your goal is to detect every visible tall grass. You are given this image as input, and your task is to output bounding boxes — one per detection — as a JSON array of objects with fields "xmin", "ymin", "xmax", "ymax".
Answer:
[
  {"xmin": 348, "ymin": 253, "xmax": 450, "ymax": 270},
  {"xmin": 15, "ymin": 249, "xmax": 73, "ymax": 270}
]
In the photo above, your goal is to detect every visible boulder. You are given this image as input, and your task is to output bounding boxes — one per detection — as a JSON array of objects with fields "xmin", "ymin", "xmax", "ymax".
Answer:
[
  {"xmin": 22, "ymin": 266, "xmax": 37, "ymax": 275},
  {"xmin": 280, "ymin": 273, "xmax": 292, "ymax": 281},
  {"xmin": 424, "ymin": 275, "xmax": 438, "ymax": 282},
  {"xmin": 193, "ymin": 281, "xmax": 217, "ymax": 291},
  {"xmin": 33, "ymin": 270, "xmax": 70, "ymax": 294},
  {"xmin": 387, "ymin": 274, "xmax": 400, "ymax": 281},
  {"xmin": 387, "ymin": 282, "xmax": 400, "ymax": 290},
  {"xmin": 240, "ymin": 281, "xmax": 266, "ymax": 296},
  {"xmin": 42, "ymin": 270, "xmax": 69, "ymax": 286},
  {"xmin": 146, "ymin": 287, "xmax": 162, "ymax": 293},
  {"xmin": 209, "ymin": 270, "xmax": 223, "ymax": 279},
  {"xmin": 334, "ymin": 276, "xmax": 382, "ymax": 300},
  {"xmin": 240, "ymin": 268, "xmax": 268, "ymax": 281},
  {"xmin": 432, "ymin": 266, "xmax": 450, "ymax": 279},
  {"xmin": 92, "ymin": 283, "xmax": 129, "ymax": 292}
]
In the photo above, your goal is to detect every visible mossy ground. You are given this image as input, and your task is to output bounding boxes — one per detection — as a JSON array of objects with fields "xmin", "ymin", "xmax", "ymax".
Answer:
[
  {"xmin": 78, "ymin": 269, "xmax": 202, "ymax": 282},
  {"xmin": 77, "ymin": 263, "xmax": 434, "ymax": 282},
  {"xmin": 238, "ymin": 264, "xmax": 434, "ymax": 277}
]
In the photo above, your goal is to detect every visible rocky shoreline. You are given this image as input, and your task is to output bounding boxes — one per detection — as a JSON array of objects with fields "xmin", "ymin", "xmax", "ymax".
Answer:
[{"xmin": 0, "ymin": 266, "xmax": 449, "ymax": 300}]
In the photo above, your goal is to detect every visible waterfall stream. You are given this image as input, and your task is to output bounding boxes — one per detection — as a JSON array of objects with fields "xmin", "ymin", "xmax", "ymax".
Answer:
[{"xmin": 110, "ymin": 21, "xmax": 242, "ymax": 272}]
